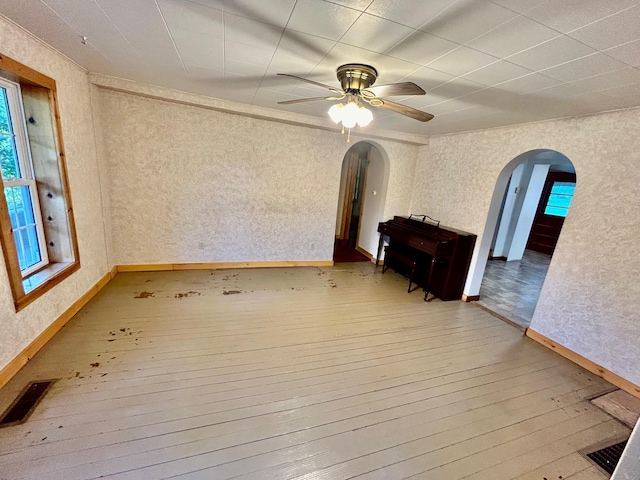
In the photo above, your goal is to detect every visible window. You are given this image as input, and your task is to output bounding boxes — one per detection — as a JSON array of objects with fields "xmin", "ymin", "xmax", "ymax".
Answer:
[
  {"xmin": 1, "ymin": 78, "xmax": 49, "ymax": 276},
  {"xmin": 544, "ymin": 181, "xmax": 575, "ymax": 217},
  {"xmin": 0, "ymin": 53, "xmax": 79, "ymax": 311}
]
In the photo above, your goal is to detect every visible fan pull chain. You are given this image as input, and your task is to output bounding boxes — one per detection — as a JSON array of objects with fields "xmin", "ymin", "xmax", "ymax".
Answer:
[{"xmin": 347, "ymin": 128, "xmax": 351, "ymax": 142}]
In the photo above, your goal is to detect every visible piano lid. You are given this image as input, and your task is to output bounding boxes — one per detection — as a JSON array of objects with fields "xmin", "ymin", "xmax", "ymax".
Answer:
[{"xmin": 389, "ymin": 216, "xmax": 475, "ymax": 238}]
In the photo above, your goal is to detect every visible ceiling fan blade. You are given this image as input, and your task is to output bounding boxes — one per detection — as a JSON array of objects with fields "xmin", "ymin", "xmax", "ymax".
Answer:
[
  {"xmin": 277, "ymin": 73, "xmax": 341, "ymax": 93},
  {"xmin": 362, "ymin": 82, "xmax": 426, "ymax": 98},
  {"xmin": 278, "ymin": 96, "xmax": 338, "ymax": 105},
  {"xmin": 375, "ymin": 99, "xmax": 434, "ymax": 122}
]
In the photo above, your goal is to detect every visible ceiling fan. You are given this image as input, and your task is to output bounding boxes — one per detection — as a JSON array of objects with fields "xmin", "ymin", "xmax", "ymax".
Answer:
[{"xmin": 277, "ymin": 64, "xmax": 434, "ymax": 132}]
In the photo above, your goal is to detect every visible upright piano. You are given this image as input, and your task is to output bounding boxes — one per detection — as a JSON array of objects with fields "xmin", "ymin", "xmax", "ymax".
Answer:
[{"xmin": 377, "ymin": 216, "xmax": 476, "ymax": 301}]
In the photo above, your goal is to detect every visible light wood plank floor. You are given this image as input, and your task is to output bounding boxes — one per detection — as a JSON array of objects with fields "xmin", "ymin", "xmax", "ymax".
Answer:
[{"xmin": 0, "ymin": 263, "xmax": 628, "ymax": 479}]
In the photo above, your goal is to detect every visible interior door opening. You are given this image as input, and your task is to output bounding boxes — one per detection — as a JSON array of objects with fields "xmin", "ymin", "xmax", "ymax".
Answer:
[
  {"xmin": 466, "ymin": 149, "xmax": 576, "ymax": 329},
  {"xmin": 334, "ymin": 144, "xmax": 371, "ymax": 263}
]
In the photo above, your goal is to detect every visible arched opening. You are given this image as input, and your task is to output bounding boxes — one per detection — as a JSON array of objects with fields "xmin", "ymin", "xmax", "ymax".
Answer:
[
  {"xmin": 334, "ymin": 141, "xmax": 389, "ymax": 263},
  {"xmin": 465, "ymin": 149, "xmax": 576, "ymax": 328}
]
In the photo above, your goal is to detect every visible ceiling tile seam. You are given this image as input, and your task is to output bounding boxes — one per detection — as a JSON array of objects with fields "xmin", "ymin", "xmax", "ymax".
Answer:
[
  {"xmin": 592, "ymin": 81, "xmax": 640, "ymax": 97},
  {"xmin": 568, "ymin": 68, "xmax": 640, "ymax": 88},
  {"xmin": 602, "ymin": 41, "xmax": 640, "ymax": 74},
  {"xmin": 250, "ymin": 0, "xmax": 298, "ymax": 104},
  {"xmin": 37, "ymin": 0, "xmax": 116, "ymax": 69},
  {"xmin": 383, "ymin": 15, "xmax": 574, "ymax": 87},
  {"xmin": 426, "ymin": 86, "xmax": 494, "ymax": 108},
  {"xmin": 0, "ymin": 12, "xmax": 88, "ymax": 73},
  {"xmin": 321, "ymin": 0, "xmax": 374, "ymax": 15},
  {"xmin": 413, "ymin": 0, "xmax": 477, "ymax": 36},
  {"xmin": 409, "ymin": 44, "xmax": 501, "ymax": 76},
  {"xmin": 154, "ymin": 0, "xmax": 188, "ymax": 74},
  {"xmin": 512, "ymin": 4, "xmax": 640, "ymax": 57},
  {"xmin": 185, "ymin": 0, "xmax": 222, "ymax": 13},
  {"xmin": 533, "ymin": 53, "xmax": 632, "ymax": 82},
  {"xmin": 499, "ymin": 33, "xmax": 593, "ymax": 64},
  {"xmin": 323, "ymin": 0, "xmax": 374, "ymax": 13},
  {"xmin": 436, "ymin": 58, "xmax": 543, "ymax": 89},
  {"xmin": 484, "ymin": 0, "xmax": 545, "ymax": 16},
  {"xmin": 419, "ymin": 11, "xmax": 518, "ymax": 48},
  {"xmin": 582, "ymin": 47, "xmax": 640, "ymax": 73},
  {"xmin": 306, "ymin": 6, "xmax": 376, "ymax": 79},
  {"xmin": 92, "ymin": 0, "xmax": 146, "ymax": 64},
  {"xmin": 562, "ymin": 3, "xmax": 640, "ymax": 38}
]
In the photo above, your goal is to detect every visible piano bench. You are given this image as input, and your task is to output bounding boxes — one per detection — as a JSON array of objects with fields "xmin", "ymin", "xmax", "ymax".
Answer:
[{"xmin": 382, "ymin": 246, "xmax": 419, "ymax": 293}]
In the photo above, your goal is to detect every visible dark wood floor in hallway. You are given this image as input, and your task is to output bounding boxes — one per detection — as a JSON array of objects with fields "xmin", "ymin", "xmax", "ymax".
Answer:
[
  {"xmin": 0, "ymin": 263, "xmax": 626, "ymax": 479},
  {"xmin": 479, "ymin": 250, "xmax": 552, "ymax": 329}
]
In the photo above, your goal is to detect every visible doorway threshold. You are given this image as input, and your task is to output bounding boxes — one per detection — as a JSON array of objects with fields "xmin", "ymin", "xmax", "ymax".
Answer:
[{"xmin": 471, "ymin": 301, "xmax": 527, "ymax": 332}]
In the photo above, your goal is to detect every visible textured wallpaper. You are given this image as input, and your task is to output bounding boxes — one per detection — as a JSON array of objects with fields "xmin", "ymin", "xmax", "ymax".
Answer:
[
  {"xmin": 411, "ymin": 108, "xmax": 640, "ymax": 385},
  {"xmin": 0, "ymin": 18, "xmax": 111, "ymax": 371},
  {"xmin": 97, "ymin": 88, "xmax": 419, "ymax": 266}
]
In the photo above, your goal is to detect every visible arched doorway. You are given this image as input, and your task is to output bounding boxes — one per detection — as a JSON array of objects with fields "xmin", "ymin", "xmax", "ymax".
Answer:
[
  {"xmin": 465, "ymin": 149, "xmax": 576, "ymax": 328},
  {"xmin": 333, "ymin": 141, "xmax": 389, "ymax": 263}
]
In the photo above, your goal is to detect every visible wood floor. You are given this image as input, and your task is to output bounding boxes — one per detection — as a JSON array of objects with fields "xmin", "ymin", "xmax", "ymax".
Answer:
[
  {"xmin": 0, "ymin": 263, "xmax": 628, "ymax": 479},
  {"xmin": 479, "ymin": 250, "xmax": 552, "ymax": 328}
]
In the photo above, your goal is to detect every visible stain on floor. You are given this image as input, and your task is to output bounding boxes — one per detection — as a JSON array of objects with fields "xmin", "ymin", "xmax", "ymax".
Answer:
[
  {"xmin": 134, "ymin": 291, "xmax": 155, "ymax": 299},
  {"xmin": 174, "ymin": 291, "xmax": 201, "ymax": 299}
]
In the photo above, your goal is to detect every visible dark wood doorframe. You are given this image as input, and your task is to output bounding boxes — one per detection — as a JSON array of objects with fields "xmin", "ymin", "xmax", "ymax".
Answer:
[
  {"xmin": 526, "ymin": 170, "xmax": 576, "ymax": 256},
  {"xmin": 334, "ymin": 145, "xmax": 371, "ymax": 262},
  {"xmin": 337, "ymin": 146, "xmax": 370, "ymax": 245}
]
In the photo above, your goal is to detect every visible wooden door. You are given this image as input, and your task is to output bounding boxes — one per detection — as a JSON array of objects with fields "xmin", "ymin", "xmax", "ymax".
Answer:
[
  {"xmin": 337, "ymin": 151, "xmax": 359, "ymax": 240},
  {"xmin": 526, "ymin": 171, "xmax": 576, "ymax": 255}
]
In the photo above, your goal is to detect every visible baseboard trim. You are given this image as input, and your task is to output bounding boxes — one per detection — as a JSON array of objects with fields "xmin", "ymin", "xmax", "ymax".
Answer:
[
  {"xmin": 116, "ymin": 260, "xmax": 334, "ymax": 272},
  {"xmin": 526, "ymin": 328, "xmax": 640, "ymax": 399},
  {"xmin": 462, "ymin": 294, "xmax": 480, "ymax": 302},
  {"xmin": 0, "ymin": 265, "xmax": 117, "ymax": 390}
]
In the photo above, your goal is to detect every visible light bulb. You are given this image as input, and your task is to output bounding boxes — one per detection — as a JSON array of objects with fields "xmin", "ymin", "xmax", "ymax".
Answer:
[
  {"xmin": 341, "ymin": 102, "xmax": 359, "ymax": 128},
  {"xmin": 328, "ymin": 103, "xmax": 344, "ymax": 123},
  {"xmin": 357, "ymin": 106, "xmax": 373, "ymax": 127}
]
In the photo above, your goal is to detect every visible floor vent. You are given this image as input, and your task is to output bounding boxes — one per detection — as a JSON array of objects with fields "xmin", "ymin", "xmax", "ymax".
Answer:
[
  {"xmin": 0, "ymin": 380, "xmax": 55, "ymax": 427},
  {"xmin": 586, "ymin": 440, "xmax": 628, "ymax": 475}
]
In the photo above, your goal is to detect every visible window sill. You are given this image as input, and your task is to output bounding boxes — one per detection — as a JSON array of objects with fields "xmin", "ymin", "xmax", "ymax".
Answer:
[{"xmin": 16, "ymin": 261, "xmax": 80, "ymax": 311}]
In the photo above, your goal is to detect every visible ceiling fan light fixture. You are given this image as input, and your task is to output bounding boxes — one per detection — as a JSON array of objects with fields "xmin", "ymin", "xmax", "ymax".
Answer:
[
  {"xmin": 340, "ymin": 102, "xmax": 360, "ymax": 128},
  {"xmin": 357, "ymin": 106, "xmax": 373, "ymax": 127},
  {"xmin": 328, "ymin": 103, "xmax": 344, "ymax": 123},
  {"xmin": 327, "ymin": 101, "xmax": 373, "ymax": 129}
]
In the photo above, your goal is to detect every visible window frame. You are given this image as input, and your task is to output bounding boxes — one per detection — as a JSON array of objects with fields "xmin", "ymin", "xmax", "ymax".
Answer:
[
  {"xmin": 1, "ymin": 76, "xmax": 50, "ymax": 276},
  {"xmin": 0, "ymin": 53, "xmax": 80, "ymax": 311},
  {"xmin": 543, "ymin": 181, "xmax": 575, "ymax": 218}
]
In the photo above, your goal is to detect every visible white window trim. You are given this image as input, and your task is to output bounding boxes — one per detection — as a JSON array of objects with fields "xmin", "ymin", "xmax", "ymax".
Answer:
[{"xmin": 0, "ymin": 77, "xmax": 49, "ymax": 276}]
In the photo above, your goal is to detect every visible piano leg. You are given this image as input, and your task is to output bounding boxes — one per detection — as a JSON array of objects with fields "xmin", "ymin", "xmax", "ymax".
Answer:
[
  {"xmin": 424, "ymin": 256, "xmax": 437, "ymax": 302},
  {"xmin": 375, "ymin": 233, "xmax": 385, "ymax": 267}
]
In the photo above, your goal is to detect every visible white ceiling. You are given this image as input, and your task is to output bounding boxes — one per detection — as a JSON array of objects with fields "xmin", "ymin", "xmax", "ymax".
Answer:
[{"xmin": 2, "ymin": 0, "xmax": 640, "ymax": 136}]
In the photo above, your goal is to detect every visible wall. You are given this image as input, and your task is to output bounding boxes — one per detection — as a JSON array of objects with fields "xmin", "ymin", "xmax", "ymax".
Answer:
[
  {"xmin": 411, "ymin": 108, "xmax": 640, "ymax": 385},
  {"xmin": 507, "ymin": 163, "xmax": 549, "ymax": 261},
  {"xmin": 357, "ymin": 144, "xmax": 387, "ymax": 257},
  {"xmin": 0, "ymin": 17, "xmax": 111, "ymax": 372},
  {"xmin": 96, "ymin": 87, "xmax": 419, "ymax": 266},
  {"xmin": 492, "ymin": 163, "xmax": 523, "ymax": 257},
  {"xmin": 612, "ymin": 420, "xmax": 640, "ymax": 479}
]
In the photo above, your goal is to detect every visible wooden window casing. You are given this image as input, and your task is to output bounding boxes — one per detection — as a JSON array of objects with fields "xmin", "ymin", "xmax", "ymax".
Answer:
[{"xmin": 0, "ymin": 53, "xmax": 80, "ymax": 311}]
